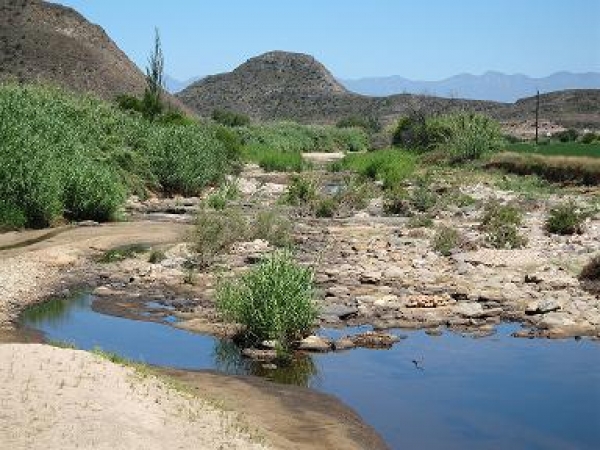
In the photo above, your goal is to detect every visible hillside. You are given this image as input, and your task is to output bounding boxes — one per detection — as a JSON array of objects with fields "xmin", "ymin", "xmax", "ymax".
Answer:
[
  {"xmin": 341, "ymin": 71, "xmax": 600, "ymax": 103},
  {"xmin": 177, "ymin": 51, "xmax": 600, "ymax": 129},
  {"xmin": 178, "ymin": 51, "xmax": 499, "ymax": 125},
  {"xmin": 1, "ymin": 0, "xmax": 148, "ymax": 100}
]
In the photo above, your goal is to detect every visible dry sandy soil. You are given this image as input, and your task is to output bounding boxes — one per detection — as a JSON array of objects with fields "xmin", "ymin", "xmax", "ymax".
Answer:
[{"xmin": 0, "ymin": 344, "xmax": 267, "ymax": 450}]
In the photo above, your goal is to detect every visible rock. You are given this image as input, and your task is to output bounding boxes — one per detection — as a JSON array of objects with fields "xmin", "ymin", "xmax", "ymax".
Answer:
[
  {"xmin": 297, "ymin": 335, "xmax": 332, "ymax": 352},
  {"xmin": 260, "ymin": 340, "xmax": 279, "ymax": 349},
  {"xmin": 320, "ymin": 305, "xmax": 358, "ymax": 320},
  {"xmin": 383, "ymin": 267, "xmax": 404, "ymax": 279},
  {"xmin": 374, "ymin": 295, "xmax": 399, "ymax": 307},
  {"xmin": 241, "ymin": 348, "xmax": 278, "ymax": 361},
  {"xmin": 262, "ymin": 363, "xmax": 278, "ymax": 370},
  {"xmin": 360, "ymin": 271, "xmax": 382, "ymax": 284},
  {"xmin": 538, "ymin": 312, "xmax": 577, "ymax": 329},
  {"xmin": 92, "ymin": 286, "xmax": 120, "ymax": 297},
  {"xmin": 350, "ymin": 331, "xmax": 404, "ymax": 349},
  {"xmin": 425, "ymin": 328, "xmax": 443, "ymax": 336},
  {"xmin": 455, "ymin": 303, "xmax": 484, "ymax": 318},
  {"xmin": 525, "ymin": 299, "xmax": 562, "ymax": 316},
  {"xmin": 332, "ymin": 338, "xmax": 355, "ymax": 351}
]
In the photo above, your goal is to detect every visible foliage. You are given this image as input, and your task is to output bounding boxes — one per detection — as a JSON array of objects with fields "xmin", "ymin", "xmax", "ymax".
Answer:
[
  {"xmin": 433, "ymin": 226, "xmax": 460, "ymax": 256},
  {"xmin": 98, "ymin": 244, "xmax": 149, "ymax": 263},
  {"xmin": 410, "ymin": 177, "xmax": 438, "ymax": 212},
  {"xmin": 486, "ymin": 152, "xmax": 600, "ymax": 185},
  {"xmin": 554, "ymin": 129, "xmax": 579, "ymax": 143},
  {"xmin": 206, "ymin": 180, "xmax": 240, "ymax": 210},
  {"xmin": 383, "ymin": 188, "xmax": 410, "ymax": 216},
  {"xmin": 340, "ymin": 149, "xmax": 417, "ymax": 190},
  {"xmin": 336, "ymin": 115, "xmax": 382, "ymax": 134},
  {"xmin": 314, "ymin": 197, "xmax": 337, "ymax": 218},
  {"xmin": 216, "ymin": 251, "xmax": 317, "ymax": 348},
  {"xmin": 545, "ymin": 201, "xmax": 589, "ymax": 235},
  {"xmin": 148, "ymin": 249, "xmax": 167, "ymax": 264},
  {"xmin": 392, "ymin": 113, "xmax": 449, "ymax": 151},
  {"xmin": 0, "ymin": 84, "xmax": 238, "ymax": 229},
  {"xmin": 194, "ymin": 208, "xmax": 248, "ymax": 267},
  {"xmin": 504, "ymin": 141, "xmax": 600, "ymax": 158},
  {"xmin": 243, "ymin": 145, "xmax": 307, "ymax": 172},
  {"xmin": 480, "ymin": 201, "xmax": 527, "ymax": 249},
  {"xmin": 212, "ymin": 108, "xmax": 250, "ymax": 127},
  {"xmin": 408, "ymin": 214, "xmax": 434, "ymax": 228},
  {"xmin": 142, "ymin": 28, "xmax": 165, "ymax": 121},
  {"xmin": 253, "ymin": 210, "xmax": 294, "ymax": 248},
  {"xmin": 282, "ymin": 175, "xmax": 317, "ymax": 206},
  {"xmin": 236, "ymin": 122, "xmax": 369, "ymax": 153},
  {"xmin": 581, "ymin": 132, "xmax": 599, "ymax": 144}
]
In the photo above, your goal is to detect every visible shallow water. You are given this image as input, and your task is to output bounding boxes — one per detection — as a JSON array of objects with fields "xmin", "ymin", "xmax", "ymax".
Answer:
[{"xmin": 20, "ymin": 294, "xmax": 600, "ymax": 450}]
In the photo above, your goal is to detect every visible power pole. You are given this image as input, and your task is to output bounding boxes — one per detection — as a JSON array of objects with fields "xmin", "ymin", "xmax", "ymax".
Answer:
[{"xmin": 535, "ymin": 90, "xmax": 540, "ymax": 145}]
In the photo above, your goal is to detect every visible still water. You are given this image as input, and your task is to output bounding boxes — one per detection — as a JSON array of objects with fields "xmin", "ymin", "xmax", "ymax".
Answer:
[{"xmin": 20, "ymin": 294, "xmax": 600, "ymax": 450}]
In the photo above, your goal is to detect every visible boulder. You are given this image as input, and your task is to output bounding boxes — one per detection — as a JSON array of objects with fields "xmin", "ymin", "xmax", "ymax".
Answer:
[{"xmin": 297, "ymin": 335, "xmax": 332, "ymax": 352}]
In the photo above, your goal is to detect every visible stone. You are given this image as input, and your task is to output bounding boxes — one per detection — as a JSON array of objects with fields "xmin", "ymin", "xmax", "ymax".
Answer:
[
  {"xmin": 350, "ymin": 331, "xmax": 404, "ymax": 349},
  {"xmin": 320, "ymin": 305, "xmax": 358, "ymax": 320},
  {"xmin": 360, "ymin": 271, "xmax": 382, "ymax": 284},
  {"xmin": 260, "ymin": 340, "xmax": 279, "ymax": 349},
  {"xmin": 525, "ymin": 299, "xmax": 562, "ymax": 316},
  {"xmin": 332, "ymin": 338, "xmax": 355, "ymax": 351},
  {"xmin": 538, "ymin": 312, "xmax": 577, "ymax": 330},
  {"xmin": 241, "ymin": 348, "xmax": 277, "ymax": 361},
  {"xmin": 455, "ymin": 302, "xmax": 484, "ymax": 318},
  {"xmin": 297, "ymin": 335, "xmax": 332, "ymax": 352}
]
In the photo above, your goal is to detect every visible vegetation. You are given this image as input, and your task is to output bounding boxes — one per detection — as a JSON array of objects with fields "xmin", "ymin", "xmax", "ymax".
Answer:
[
  {"xmin": 216, "ymin": 251, "xmax": 317, "ymax": 349},
  {"xmin": 0, "ymin": 84, "xmax": 239, "ymax": 229},
  {"xmin": 433, "ymin": 226, "xmax": 460, "ymax": 256},
  {"xmin": 243, "ymin": 145, "xmax": 308, "ymax": 172},
  {"xmin": 487, "ymin": 152, "xmax": 600, "ymax": 185},
  {"xmin": 545, "ymin": 201, "xmax": 589, "ymax": 235},
  {"xmin": 336, "ymin": 115, "xmax": 381, "ymax": 134},
  {"xmin": 504, "ymin": 141, "xmax": 600, "ymax": 158},
  {"xmin": 148, "ymin": 249, "xmax": 167, "ymax": 264},
  {"xmin": 212, "ymin": 108, "xmax": 251, "ymax": 127},
  {"xmin": 253, "ymin": 210, "xmax": 294, "ymax": 248},
  {"xmin": 579, "ymin": 255, "xmax": 600, "ymax": 282},
  {"xmin": 340, "ymin": 149, "xmax": 417, "ymax": 189},
  {"xmin": 236, "ymin": 122, "xmax": 369, "ymax": 153},
  {"xmin": 393, "ymin": 112, "xmax": 503, "ymax": 163},
  {"xmin": 282, "ymin": 175, "xmax": 317, "ymax": 206},
  {"xmin": 408, "ymin": 214, "xmax": 434, "ymax": 228},
  {"xmin": 98, "ymin": 244, "xmax": 149, "ymax": 263},
  {"xmin": 194, "ymin": 208, "xmax": 248, "ymax": 267},
  {"xmin": 480, "ymin": 201, "xmax": 527, "ymax": 249}
]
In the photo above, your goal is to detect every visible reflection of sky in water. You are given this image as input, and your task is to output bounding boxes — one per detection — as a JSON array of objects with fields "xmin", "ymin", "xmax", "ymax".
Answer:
[{"xmin": 21, "ymin": 294, "xmax": 600, "ymax": 450}]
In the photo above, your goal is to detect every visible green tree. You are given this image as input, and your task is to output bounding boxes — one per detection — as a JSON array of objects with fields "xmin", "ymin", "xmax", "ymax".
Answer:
[{"xmin": 142, "ymin": 28, "xmax": 165, "ymax": 120}]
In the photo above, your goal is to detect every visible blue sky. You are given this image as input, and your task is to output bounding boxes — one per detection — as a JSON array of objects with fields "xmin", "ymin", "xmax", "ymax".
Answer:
[{"xmin": 51, "ymin": 0, "xmax": 600, "ymax": 81}]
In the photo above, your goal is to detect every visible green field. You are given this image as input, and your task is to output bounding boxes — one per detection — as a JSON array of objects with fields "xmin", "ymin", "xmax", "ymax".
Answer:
[{"xmin": 505, "ymin": 142, "xmax": 600, "ymax": 158}]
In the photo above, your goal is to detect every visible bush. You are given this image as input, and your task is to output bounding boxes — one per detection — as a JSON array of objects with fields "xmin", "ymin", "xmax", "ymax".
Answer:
[
  {"xmin": 545, "ymin": 201, "xmax": 588, "ymax": 235},
  {"xmin": 408, "ymin": 214, "xmax": 434, "ymax": 228},
  {"xmin": 212, "ymin": 108, "xmax": 250, "ymax": 127},
  {"xmin": 253, "ymin": 210, "xmax": 294, "ymax": 248},
  {"xmin": 581, "ymin": 132, "xmax": 599, "ymax": 144},
  {"xmin": 336, "ymin": 115, "xmax": 382, "ymax": 134},
  {"xmin": 194, "ymin": 209, "xmax": 248, "ymax": 267},
  {"xmin": 480, "ymin": 201, "xmax": 526, "ymax": 249},
  {"xmin": 314, "ymin": 197, "xmax": 338, "ymax": 218},
  {"xmin": 554, "ymin": 129, "xmax": 579, "ymax": 142},
  {"xmin": 148, "ymin": 249, "xmax": 167, "ymax": 264},
  {"xmin": 433, "ymin": 226, "xmax": 460, "ymax": 256},
  {"xmin": 282, "ymin": 175, "xmax": 317, "ymax": 206},
  {"xmin": 411, "ymin": 178, "xmax": 438, "ymax": 212},
  {"xmin": 243, "ymin": 145, "xmax": 307, "ymax": 172},
  {"xmin": 341, "ymin": 149, "xmax": 417, "ymax": 190},
  {"xmin": 334, "ymin": 177, "xmax": 376, "ymax": 212},
  {"xmin": 0, "ymin": 84, "xmax": 238, "ymax": 228},
  {"xmin": 383, "ymin": 188, "xmax": 410, "ymax": 216},
  {"xmin": 392, "ymin": 113, "xmax": 450, "ymax": 151},
  {"xmin": 216, "ymin": 251, "xmax": 317, "ymax": 348}
]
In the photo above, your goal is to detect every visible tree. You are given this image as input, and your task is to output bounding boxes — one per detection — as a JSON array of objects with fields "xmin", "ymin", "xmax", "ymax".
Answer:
[{"xmin": 142, "ymin": 28, "xmax": 165, "ymax": 120}]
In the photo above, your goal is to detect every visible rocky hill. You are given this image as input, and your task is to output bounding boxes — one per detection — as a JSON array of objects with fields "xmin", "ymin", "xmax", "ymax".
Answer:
[
  {"xmin": 1, "ymin": 0, "xmax": 148, "ymax": 100},
  {"xmin": 178, "ymin": 51, "xmax": 600, "ymax": 129}
]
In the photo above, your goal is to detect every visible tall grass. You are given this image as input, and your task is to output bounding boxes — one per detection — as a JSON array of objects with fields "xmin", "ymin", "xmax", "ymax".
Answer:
[
  {"xmin": 340, "ymin": 149, "xmax": 417, "ymax": 189},
  {"xmin": 236, "ymin": 122, "xmax": 369, "ymax": 153},
  {"xmin": 0, "ymin": 84, "xmax": 238, "ymax": 228},
  {"xmin": 216, "ymin": 251, "xmax": 317, "ymax": 348}
]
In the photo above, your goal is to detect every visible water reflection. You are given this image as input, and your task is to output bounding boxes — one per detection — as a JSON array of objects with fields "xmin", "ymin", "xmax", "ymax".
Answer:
[
  {"xmin": 213, "ymin": 340, "xmax": 319, "ymax": 387},
  {"xmin": 20, "ymin": 293, "xmax": 89, "ymax": 327}
]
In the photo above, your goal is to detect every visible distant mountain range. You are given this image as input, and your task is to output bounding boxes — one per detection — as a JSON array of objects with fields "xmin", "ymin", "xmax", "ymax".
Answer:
[
  {"xmin": 340, "ymin": 72, "xmax": 600, "ymax": 103},
  {"xmin": 164, "ymin": 75, "xmax": 202, "ymax": 94}
]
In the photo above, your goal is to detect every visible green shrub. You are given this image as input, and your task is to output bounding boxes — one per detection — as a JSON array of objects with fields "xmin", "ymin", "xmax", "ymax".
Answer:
[
  {"xmin": 334, "ymin": 177, "xmax": 376, "ymax": 212},
  {"xmin": 282, "ymin": 175, "xmax": 317, "ymax": 206},
  {"xmin": 243, "ymin": 145, "xmax": 307, "ymax": 172},
  {"xmin": 216, "ymin": 251, "xmax": 317, "ymax": 348},
  {"xmin": 337, "ymin": 115, "xmax": 382, "ymax": 134},
  {"xmin": 480, "ymin": 201, "xmax": 526, "ymax": 249},
  {"xmin": 411, "ymin": 178, "xmax": 438, "ymax": 212},
  {"xmin": 408, "ymin": 214, "xmax": 434, "ymax": 228},
  {"xmin": 545, "ymin": 201, "xmax": 588, "ymax": 235},
  {"xmin": 194, "ymin": 209, "xmax": 248, "ymax": 266},
  {"xmin": 0, "ymin": 201, "xmax": 27, "ymax": 230},
  {"xmin": 383, "ymin": 188, "xmax": 410, "ymax": 216},
  {"xmin": 252, "ymin": 210, "xmax": 294, "ymax": 247},
  {"xmin": 554, "ymin": 129, "xmax": 579, "ymax": 142},
  {"xmin": 314, "ymin": 197, "xmax": 338, "ymax": 218},
  {"xmin": 148, "ymin": 249, "xmax": 167, "ymax": 264},
  {"xmin": 212, "ymin": 108, "xmax": 250, "ymax": 127},
  {"xmin": 98, "ymin": 244, "xmax": 149, "ymax": 263},
  {"xmin": 581, "ymin": 132, "xmax": 599, "ymax": 144},
  {"xmin": 392, "ymin": 113, "xmax": 450, "ymax": 151},
  {"xmin": 433, "ymin": 226, "xmax": 460, "ymax": 256},
  {"xmin": 341, "ymin": 149, "xmax": 417, "ymax": 190}
]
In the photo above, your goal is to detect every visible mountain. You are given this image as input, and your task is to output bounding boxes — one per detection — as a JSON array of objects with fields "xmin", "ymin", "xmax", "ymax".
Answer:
[
  {"xmin": 341, "ymin": 72, "xmax": 600, "ymax": 103},
  {"xmin": 164, "ymin": 75, "xmax": 202, "ymax": 94},
  {"xmin": 0, "ymin": 0, "xmax": 149, "ymax": 99},
  {"xmin": 177, "ymin": 51, "xmax": 503, "ymax": 125}
]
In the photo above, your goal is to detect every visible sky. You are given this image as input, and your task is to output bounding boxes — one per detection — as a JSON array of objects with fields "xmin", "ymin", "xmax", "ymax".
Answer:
[{"xmin": 51, "ymin": 0, "xmax": 600, "ymax": 81}]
